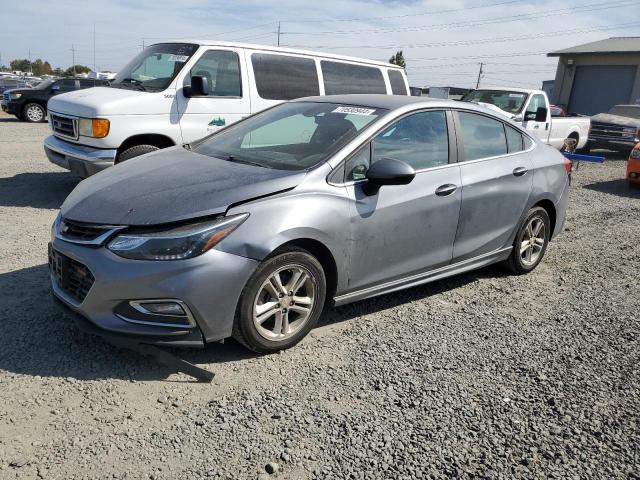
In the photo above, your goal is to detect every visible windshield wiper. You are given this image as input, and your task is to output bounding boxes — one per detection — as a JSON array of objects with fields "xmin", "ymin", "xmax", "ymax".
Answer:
[
  {"xmin": 223, "ymin": 155, "xmax": 270, "ymax": 169},
  {"xmin": 111, "ymin": 78, "xmax": 146, "ymax": 91}
]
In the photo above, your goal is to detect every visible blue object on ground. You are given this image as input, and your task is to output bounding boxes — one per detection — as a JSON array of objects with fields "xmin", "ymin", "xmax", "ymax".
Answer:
[{"xmin": 561, "ymin": 152, "xmax": 606, "ymax": 163}]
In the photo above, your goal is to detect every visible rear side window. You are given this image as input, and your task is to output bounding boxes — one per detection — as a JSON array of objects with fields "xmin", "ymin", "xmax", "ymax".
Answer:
[
  {"xmin": 388, "ymin": 70, "xmax": 407, "ymax": 95},
  {"xmin": 252, "ymin": 53, "xmax": 319, "ymax": 100},
  {"xmin": 505, "ymin": 125, "xmax": 524, "ymax": 153},
  {"xmin": 457, "ymin": 111, "xmax": 508, "ymax": 160},
  {"xmin": 189, "ymin": 50, "xmax": 242, "ymax": 97},
  {"xmin": 321, "ymin": 61, "xmax": 386, "ymax": 95}
]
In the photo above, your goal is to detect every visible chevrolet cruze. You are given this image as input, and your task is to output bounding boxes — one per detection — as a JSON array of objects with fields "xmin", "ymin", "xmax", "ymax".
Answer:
[{"xmin": 49, "ymin": 95, "xmax": 570, "ymax": 353}]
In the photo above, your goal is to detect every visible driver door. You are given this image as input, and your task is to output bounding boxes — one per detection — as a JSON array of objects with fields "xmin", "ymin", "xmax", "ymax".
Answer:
[
  {"xmin": 343, "ymin": 110, "xmax": 462, "ymax": 292},
  {"xmin": 176, "ymin": 48, "xmax": 250, "ymax": 143}
]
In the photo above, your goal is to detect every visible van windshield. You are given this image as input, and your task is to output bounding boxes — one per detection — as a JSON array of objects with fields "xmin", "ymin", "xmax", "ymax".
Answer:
[
  {"xmin": 192, "ymin": 102, "xmax": 386, "ymax": 171},
  {"xmin": 110, "ymin": 43, "xmax": 198, "ymax": 92},
  {"xmin": 462, "ymin": 90, "xmax": 528, "ymax": 114}
]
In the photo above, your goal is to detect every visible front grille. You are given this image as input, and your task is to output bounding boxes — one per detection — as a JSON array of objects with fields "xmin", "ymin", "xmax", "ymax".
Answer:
[
  {"xmin": 589, "ymin": 122, "xmax": 637, "ymax": 141},
  {"xmin": 50, "ymin": 113, "xmax": 78, "ymax": 139},
  {"xmin": 48, "ymin": 245, "xmax": 95, "ymax": 303},
  {"xmin": 59, "ymin": 218, "xmax": 113, "ymax": 242},
  {"xmin": 2, "ymin": 93, "xmax": 9, "ymax": 103}
]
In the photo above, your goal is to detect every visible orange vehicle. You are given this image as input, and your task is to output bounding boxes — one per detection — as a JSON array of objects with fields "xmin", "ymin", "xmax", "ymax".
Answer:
[{"xmin": 628, "ymin": 143, "xmax": 640, "ymax": 185}]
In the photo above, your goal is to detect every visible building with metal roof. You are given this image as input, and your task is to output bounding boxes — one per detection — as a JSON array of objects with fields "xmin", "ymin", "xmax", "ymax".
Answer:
[{"xmin": 548, "ymin": 37, "xmax": 640, "ymax": 115}]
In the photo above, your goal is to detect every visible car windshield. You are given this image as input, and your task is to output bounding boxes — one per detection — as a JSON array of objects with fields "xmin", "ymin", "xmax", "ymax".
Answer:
[
  {"xmin": 609, "ymin": 106, "xmax": 640, "ymax": 119},
  {"xmin": 34, "ymin": 79, "xmax": 54, "ymax": 90},
  {"xmin": 462, "ymin": 90, "xmax": 528, "ymax": 114},
  {"xmin": 110, "ymin": 43, "xmax": 198, "ymax": 92},
  {"xmin": 192, "ymin": 102, "xmax": 386, "ymax": 171}
]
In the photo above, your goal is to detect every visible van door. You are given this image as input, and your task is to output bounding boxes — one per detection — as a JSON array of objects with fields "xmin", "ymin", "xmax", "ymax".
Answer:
[
  {"xmin": 176, "ymin": 48, "xmax": 250, "ymax": 143},
  {"xmin": 522, "ymin": 93, "xmax": 550, "ymax": 143}
]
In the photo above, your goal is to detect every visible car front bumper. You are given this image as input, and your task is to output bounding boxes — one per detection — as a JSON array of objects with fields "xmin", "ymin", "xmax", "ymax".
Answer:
[
  {"xmin": 49, "ymin": 236, "xmax": 259, "ymax": 347},
  {"xmin": 45, "ymin": 135, "xmax": 117, "ymax": 177},
  {"xmin": 1, "ymin": 101, "xmax": 20, "ymax": 115}
]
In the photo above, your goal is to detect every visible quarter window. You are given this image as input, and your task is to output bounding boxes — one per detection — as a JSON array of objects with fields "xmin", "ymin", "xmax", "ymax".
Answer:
[
  {"xmin": 505, "ymin": 125, "xmax": 524, "ymax": 153},
  {"xmin": 252, "ymin": 53, "xmax": 319, "ymax": 100},
  {"xmin": 189, "ymin": 50, "xmax": 241, "ymax": 97},
  {"xmin": 321, "ymin": 61, "xmax": 386, "ymax": 95},
  {"xmin": 388, "ymin": 70, "xmax": 408, "ymax": 95},
  {"xmin": 457, "ymin": 112, "xmax": 508, "ymax": 161}
]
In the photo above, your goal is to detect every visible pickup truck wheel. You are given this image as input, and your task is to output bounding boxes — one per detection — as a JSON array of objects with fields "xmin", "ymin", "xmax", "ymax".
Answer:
[
  {"xmin": 23, "ymin": 103, "xmax": 46, "ymax": 123},
  {"xmin": 118, "ymin": 144, "xmax": 159, "ymax": 162}
]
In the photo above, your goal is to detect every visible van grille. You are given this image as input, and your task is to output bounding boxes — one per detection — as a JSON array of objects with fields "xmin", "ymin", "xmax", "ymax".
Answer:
[
  {"xmin": 50, "ymin": 113, "xmax": 78, "ymax": 140},
  {"xmin": 589, "ymin": 122, "xmax": 637, "ymax": 141},
  {"xmin": 48, "ymin": 245, "xmax": 95, "ymax": 303}
]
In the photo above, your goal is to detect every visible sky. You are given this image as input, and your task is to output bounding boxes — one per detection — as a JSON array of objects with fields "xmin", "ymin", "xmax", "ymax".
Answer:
[{"xmin": 1, "ymin": 0, "xmax": 639, "ymax": 89}]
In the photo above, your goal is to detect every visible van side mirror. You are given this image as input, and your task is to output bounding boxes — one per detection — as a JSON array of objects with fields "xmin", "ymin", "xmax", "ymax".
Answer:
[
  {"xmin": 363, "ymin": 157, "xmax": 415, "ymax": 196},
  {"xmin": 183, "ymin": 75, "xmax": 209, "ymax": 98}
]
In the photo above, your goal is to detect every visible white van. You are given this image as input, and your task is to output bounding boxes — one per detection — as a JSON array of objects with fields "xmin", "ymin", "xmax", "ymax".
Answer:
[{"xmin": 44, "ymin": 41, "xmax": 409, "ymax": 177}]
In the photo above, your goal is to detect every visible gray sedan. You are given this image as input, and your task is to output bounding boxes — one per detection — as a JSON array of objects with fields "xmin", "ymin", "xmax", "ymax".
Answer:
[{"xmin": 50, "ymin": 95, "xmax": 570, "ymax": 353}]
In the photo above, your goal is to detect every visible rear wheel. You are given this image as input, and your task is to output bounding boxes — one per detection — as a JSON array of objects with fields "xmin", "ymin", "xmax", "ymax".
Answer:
[
  {"xmin": 23, "ymin": 103, "xmax": 46, "ymax": 123},
  {"xmin": 118, "ymin": 144, "xmax": 159, "ymax": 162},
  {"xmin": 233, "ymin": 247, "xmax": 326, "ymax": 353},
  {"xmin": 505, "ymin": 207, "xmax": 550, "ymax": 274}
]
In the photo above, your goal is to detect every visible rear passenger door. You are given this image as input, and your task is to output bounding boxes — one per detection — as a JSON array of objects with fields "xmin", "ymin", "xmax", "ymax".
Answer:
[
  {"xmin": 452, "ymin": 110, "xmax": 534, "ymax": 261},
  {"xmin": 343, "ymin": 110, "xmax": 462, "ymax": 292},
  {"xmin": 177, "ymin": 48, "xmax": 250, "ymax": 142}
]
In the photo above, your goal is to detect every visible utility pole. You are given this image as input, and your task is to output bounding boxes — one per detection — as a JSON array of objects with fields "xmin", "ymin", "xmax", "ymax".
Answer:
[
  {"xmin": 277, "ymin": 21, "xmax": 281, "ymax": 47},
  {"xmin": 476, "ymin": 62, "xmax": 484, "ymax": 88},
  {"xmin": 140, "ymin": 38, "xmax": 145, "ymax": 51},
  {"xmin": 93, "ymin": 23, "xmax": 96, "ymax": 72},
  {"xmin": 28, "ymin": 49, "xmax": 32, "ymax": 75},
  {"xmin": 71, "ymin": 44, "xmax": 76, "ymax": 76}
]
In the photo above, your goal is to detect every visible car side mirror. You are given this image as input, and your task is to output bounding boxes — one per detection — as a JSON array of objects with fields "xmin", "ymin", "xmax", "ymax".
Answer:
[
  {"xmin": 535, "ymin": 107, "xmax": 547, "ymax": 122},
  {"xmin": 183, "ymin": 75, "xmax": 209, "ymax": 98},
  {"xmin": 363, "ymin": 157, "xmax": 415, "ymax": 196},
  {"xmin": 51, "ymin": 85, "xmax": 60, "ymax": 93}
]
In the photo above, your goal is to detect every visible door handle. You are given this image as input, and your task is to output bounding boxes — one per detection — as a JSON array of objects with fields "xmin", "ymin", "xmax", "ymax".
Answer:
[
  {"xmin": 513, "ymin": 166, "xmax": 528, "ymax": 177},
  {"xmin": 533, "ymin": 124, "xmax": 539, "ymax": 129},
  {"xmin": 435, "ymin": 184, "xmax": 457, "ymax": 196}
]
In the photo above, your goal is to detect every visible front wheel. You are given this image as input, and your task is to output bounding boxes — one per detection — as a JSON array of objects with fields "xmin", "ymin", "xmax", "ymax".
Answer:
[
  {"xmin": 233, "ymin": 248, "xmax": 326, "ymax": 353},
  {"xmin": 23, "ymin": 103, "xmax": 46, "ymax": 123},
  {"xmin": 504, "ymin": 207, "xmax": 551, "ymax": 274},
  {"xmin": 117, "ymin": 144, "xmax": 159, "ymax": 162}
]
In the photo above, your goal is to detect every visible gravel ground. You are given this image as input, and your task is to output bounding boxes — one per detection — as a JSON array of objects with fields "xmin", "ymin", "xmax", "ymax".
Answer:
[{"xmin": 0, "ymin": 110, "xmax": 638, "ymax": 479}]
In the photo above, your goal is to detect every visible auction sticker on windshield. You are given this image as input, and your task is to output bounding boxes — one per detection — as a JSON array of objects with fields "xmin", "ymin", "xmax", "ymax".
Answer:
[
  {"xmin": 168, "ymin": 55, "xmax": 189, "ymax": 62},
  {"xmin": 333, "ymin": 106, "xmax": 376, "ymax": 115}
]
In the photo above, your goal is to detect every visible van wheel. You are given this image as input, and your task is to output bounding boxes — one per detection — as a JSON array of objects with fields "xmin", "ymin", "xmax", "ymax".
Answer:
[
  {"xmin": 233, "ymin": 247, "xmax": 326, "ymax": 354},
  {"xmin": 118, "ymin": 144, "xmax": 159, "ymax": 162},
  {"xmin": 504, "ymin": 207, "xmax": 550, "ymax": 275},
  {"xmin": 23, "ymin": 103, "xmax": 46, "ymax": 123}
]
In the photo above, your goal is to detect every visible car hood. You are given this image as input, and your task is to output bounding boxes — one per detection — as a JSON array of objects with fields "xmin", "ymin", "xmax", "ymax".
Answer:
[
  {"xmin": 591, "ymin": 112, "xmax": 640, "ymax": 127},
  {"xmin": 47, "ymin": 86, "xmax": 168, "ymax": 117},
  {"xmin": 60, "ymin": 147, "xmax": 306, "ymax": 226}
]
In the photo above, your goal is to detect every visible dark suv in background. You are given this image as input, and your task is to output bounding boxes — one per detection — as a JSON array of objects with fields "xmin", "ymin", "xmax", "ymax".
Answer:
[
  {"xmin": 1, "ymin": 78, "xmax": 108, "ymax": 123},
  {"xmin": 587, "ymin": 105, "xmax": 640, "ymax": 153}
]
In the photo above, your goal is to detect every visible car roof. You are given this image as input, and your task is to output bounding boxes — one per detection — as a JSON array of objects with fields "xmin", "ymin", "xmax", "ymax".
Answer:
[
  {"xmin": 292, "ymin": 94, "xmax": 472, "ymax": 111},
  {"xmin": 469, "ymin": 87, "xmax": 537, "ymax": 94},
  {"xmin": 159, "ymin": 40, "xmax": 405, "ymax": 70}
]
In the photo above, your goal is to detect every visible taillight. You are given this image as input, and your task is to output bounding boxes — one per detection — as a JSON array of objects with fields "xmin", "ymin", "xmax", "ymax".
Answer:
[
  {"xmin": 630, "ymin": 143, "xmax": 640, "ymax": 160},
  {"xmin": 564, "ymin": 157, "xmax": 572, "ymax": 175}
]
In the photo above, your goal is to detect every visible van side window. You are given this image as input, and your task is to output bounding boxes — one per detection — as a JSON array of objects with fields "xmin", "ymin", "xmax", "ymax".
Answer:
[
  {"xmin": 505, "ymin": 124, "xmax": 524, "ymax": 153},
  {"xmin": 457, "ymin": 112, "xmax": 508, "ymax": 160},
  {"xmin": 388, "ymin": 70, "xmax": 407, "ymax": 95},
  {"xmin": 321, "ymin": 61, "xmax": 386, "ymax": 95},
  {"xmin": 189, "ymin": 50, "xmax": 241, "ymax": 97},
  {"xmin": 251, "ymin": 53, "xmax": 319, "ymax": 100}
]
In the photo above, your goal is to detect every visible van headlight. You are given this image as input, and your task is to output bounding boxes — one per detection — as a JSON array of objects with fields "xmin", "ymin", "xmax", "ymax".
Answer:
[
  {"xmin": 78, "ymin": 118, "xmax": 110, "ymax": 138},
  {"xmin": 107, "ymin": 214, "xmax": 249, "ymax": 261}
]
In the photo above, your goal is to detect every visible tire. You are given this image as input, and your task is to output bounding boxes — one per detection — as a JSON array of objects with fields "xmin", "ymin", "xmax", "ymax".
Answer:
[
  {"xmin": 23, "ymin": 103, "xmax": 46, "ymax": 123},
  {"xmin": 233, "ymin": 247, "xmax": 326, "ymax": 354},
  {"xmin": 14, "ymin": 113, "xmax": 23, "ymax": 121},
  {"xmin": 504, "ymin": 207, "xmax": 551, "ymax": 275},
  {"xmin": 118, "ymin": 144, "xmax": 159, "ymax": 162}
]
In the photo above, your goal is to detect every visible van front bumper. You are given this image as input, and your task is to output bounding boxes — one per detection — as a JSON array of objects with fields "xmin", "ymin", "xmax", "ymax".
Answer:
[{"xmin": 45, "ymin": 135, "xmax": 117, "ymax": 177}]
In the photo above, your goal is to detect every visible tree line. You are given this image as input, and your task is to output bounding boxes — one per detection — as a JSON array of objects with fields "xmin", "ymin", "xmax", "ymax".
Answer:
[{"xmin": 1, "ymin": 58, "xmax": 92, "ymax": 77}]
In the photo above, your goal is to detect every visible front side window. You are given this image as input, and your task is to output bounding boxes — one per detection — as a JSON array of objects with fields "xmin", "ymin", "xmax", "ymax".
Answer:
[
  {"xmin": 321, "ymin": 61, "xmax": 386, "ymax": 95},
  {"xmin": 188, "ymin": 50, "xmax": 241, "ymax": 97},
  {"xmin": 388, "ymin": 69, "xmax": 408, "ymax": 95},
  {"xmin": 525, "ymin": 94, "xmax": 546, "ymax": 118},
  {"xmin": 252, "ymin": 53, "xmax": 319, "ymax": 100},
  {"xmin": 192, "ymin": 102, "xmax": 385, "ymax": 171},
  {"xmin": 457, "ymin": 111, "xmax": 508, "ymax": 161},
  {"xmin": 462, "ymin": 90, "xmax": 527, "ymax": 114},
  {"xmin": 110, "ymin": 43, "xmax": 198, "ymax": 92},
  {"xmin": 57, "ymin": 79, "xmax": 77, "ymax": 92}
]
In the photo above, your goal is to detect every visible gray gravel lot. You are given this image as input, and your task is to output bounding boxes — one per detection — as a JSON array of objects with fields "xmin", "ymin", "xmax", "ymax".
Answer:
[{"xmin": 0, "ymin": 110, "xmax": 638, "ymax": 479}]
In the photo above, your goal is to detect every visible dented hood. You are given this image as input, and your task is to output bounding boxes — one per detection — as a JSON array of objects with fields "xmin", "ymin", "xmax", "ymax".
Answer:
[{"xmin": 60, "ymin": 147, "xmax": 306, "ymax": 226}]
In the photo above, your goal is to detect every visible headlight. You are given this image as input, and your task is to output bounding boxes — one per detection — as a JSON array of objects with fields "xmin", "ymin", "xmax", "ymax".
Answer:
[
  {"xmin": 78, "ymin": 118, "xmax": 110, "ymax": 138},
  {"xmin": 107, "ymin": 214, "xmax": 249, "ymax": 261},
  {"xmin": 9, "ymin": 92, "xmax": 22, "ymax": 100}
]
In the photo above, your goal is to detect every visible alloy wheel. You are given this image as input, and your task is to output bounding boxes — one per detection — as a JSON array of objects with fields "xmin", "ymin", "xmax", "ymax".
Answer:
[
  {"xmin": 252, "ymin": 264, "xmax": 316, "ymax": 341},
  {"xmin": 26, "ymin": 105, "xmax": 44, "ymax": 122},
  {"xmin": 520, "ymin": 217, "xmax": 546, "ymax": 266}
]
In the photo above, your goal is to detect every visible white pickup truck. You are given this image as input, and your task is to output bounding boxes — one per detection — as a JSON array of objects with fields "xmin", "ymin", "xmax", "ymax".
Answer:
[{"xmin": 462, "ymin": 88, "xmax": 590, "ymax": 150}]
